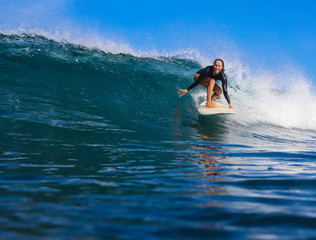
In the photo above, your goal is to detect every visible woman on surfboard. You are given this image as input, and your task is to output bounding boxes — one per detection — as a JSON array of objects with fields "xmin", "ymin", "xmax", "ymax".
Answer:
[{"xmin": 179, "ymin": 59, "xmax": 233, "ymax": 109}]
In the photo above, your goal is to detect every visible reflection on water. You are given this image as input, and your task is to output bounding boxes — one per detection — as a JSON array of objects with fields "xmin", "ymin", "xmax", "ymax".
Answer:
[
  {"xmin": 172, "ymin": 104, "xmax": 230, "ymax": 196},
  {"xmin": 194, "ymin": 139, "xmax": 226, "ymax": 196},
  {"xmin": 198, "ymin": 115, "xmax": 231, "ymax": 142}
]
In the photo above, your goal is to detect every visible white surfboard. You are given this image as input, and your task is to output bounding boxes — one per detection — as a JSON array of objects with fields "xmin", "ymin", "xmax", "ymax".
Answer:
[{"xmin": 197, "ymin": 101, "xmax": 235, "ymax": 116}]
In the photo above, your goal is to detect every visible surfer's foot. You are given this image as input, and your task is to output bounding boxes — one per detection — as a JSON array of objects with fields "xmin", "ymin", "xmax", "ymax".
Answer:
[{"xmin": 206, "ymin": 102, "xmax": 217, "ymax": 108}]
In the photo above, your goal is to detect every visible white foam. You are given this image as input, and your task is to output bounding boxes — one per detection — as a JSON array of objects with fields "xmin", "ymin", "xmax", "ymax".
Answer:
[{"xmin": 225, "ymin": 60, "xmax": 316, "ymax": 130}]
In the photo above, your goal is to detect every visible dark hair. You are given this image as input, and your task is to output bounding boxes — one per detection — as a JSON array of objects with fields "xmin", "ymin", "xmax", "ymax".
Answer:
[{"xmin": 214, "ymin": 59, "xmax": 225, "ymax": 72}]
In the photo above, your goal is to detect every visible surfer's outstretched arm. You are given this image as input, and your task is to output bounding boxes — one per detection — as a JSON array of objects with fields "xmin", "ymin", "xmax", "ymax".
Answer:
[
  {"xmin": 178, "ymin": 72, "xmax": 205, "ymax": 97},
  {"xmin": 178, "ymin": 89, "xmax": 188, "ymax": 97}
]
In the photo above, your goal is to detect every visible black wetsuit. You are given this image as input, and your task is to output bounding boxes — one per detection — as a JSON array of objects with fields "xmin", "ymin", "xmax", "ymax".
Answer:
[{"xmin": 187, "ymin": 66, "xmax": 231, "ymax": 104}]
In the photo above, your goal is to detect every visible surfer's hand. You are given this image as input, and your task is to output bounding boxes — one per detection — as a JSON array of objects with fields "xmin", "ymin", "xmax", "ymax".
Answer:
[
  {"xmin": 179, "ymin": 89, "xmax": 188, "ymax": 97},
  {"xmin": 228, "ymin": 104, "xmax": 233, "ymax": 109}
]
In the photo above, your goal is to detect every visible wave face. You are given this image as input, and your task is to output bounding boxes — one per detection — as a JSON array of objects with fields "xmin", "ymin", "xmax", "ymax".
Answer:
[
  {"xmin": 2, "ymin": 33, "xmax": 316, "ymax": 135},
  {"xmin": 0, "ymin": 33, "xmax": 203, "ymax": 141}
]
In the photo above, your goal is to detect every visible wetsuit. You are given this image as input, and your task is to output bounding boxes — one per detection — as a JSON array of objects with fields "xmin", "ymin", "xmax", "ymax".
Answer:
[{"xmin": 187, "ymin": 66, "xmax": 231, "ymax": 104}]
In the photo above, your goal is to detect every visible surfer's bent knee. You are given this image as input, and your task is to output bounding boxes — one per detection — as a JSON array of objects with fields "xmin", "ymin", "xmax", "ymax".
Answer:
[{"xmin": 194, "ymin": 73, "xmax": 200, "ymax": 81}]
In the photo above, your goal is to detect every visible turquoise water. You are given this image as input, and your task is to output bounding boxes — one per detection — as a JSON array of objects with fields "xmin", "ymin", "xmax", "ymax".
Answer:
[{"xmin": 1, "ymin": 34, "xmax": 316, "ymax": 239}]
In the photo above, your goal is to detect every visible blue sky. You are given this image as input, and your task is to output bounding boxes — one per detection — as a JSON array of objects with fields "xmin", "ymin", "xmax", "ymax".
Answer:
[
  {"xmin": 1, "ymin": 0, "xmax": 316, "ymax": 84},
  {"xmin": 70, "ymin": 0, "xmax": 316, "ymax": 79}
]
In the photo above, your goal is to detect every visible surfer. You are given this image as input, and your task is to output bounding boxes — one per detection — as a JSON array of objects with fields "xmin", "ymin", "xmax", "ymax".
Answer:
[{"xmin": 179, "ymin": 59, "xmax": 233, "ymax": 109}]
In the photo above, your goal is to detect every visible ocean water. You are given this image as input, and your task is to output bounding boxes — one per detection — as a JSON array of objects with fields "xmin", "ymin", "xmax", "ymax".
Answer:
[{"xmin": 1, "ymin": 33, "xmax": 316, "ymax": 240}]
